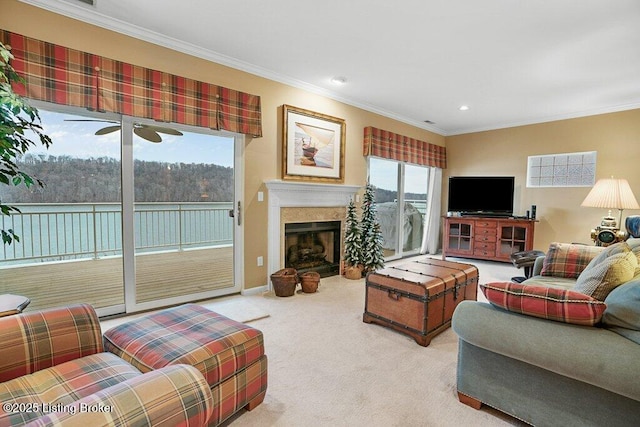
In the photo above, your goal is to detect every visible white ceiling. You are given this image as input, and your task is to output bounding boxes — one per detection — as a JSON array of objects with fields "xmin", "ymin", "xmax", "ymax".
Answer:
[{"xmin": 22, "ymin": 0, "xmax": 640, "ymax": 135}]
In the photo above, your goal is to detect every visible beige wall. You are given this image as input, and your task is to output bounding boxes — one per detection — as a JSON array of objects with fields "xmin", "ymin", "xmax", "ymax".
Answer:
[
  {"xmin": 445, "ymin": 109, "xmax": 640, "ymax": 251},
  {"xmin": 1, "ymin": 1, "xmax": 444, "ymax": 289}
]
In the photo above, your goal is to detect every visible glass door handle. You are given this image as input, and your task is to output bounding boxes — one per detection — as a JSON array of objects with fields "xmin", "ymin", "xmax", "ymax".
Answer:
[{"xmin": 228, "ymin": 202, "xmax": 241, "ymax": 226}]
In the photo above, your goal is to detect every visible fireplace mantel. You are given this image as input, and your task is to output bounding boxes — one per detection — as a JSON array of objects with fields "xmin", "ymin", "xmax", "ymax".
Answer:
[{"xmin": 265, "ymin": 180, "xmax": 360, "ymax": 286}]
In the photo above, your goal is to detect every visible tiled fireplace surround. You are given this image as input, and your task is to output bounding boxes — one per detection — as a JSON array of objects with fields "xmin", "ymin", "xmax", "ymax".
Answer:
[{"xmin": 265, "ymin": 180, "xmax": 360, "ymax": 289}]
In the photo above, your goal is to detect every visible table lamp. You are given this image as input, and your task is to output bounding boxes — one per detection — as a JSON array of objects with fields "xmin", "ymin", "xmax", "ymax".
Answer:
[{"xmin": 581, "ymin": 177, "xmax": 640, "ymax": 246}]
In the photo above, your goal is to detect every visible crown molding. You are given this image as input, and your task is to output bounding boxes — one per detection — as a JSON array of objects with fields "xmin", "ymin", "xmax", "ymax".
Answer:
[
  {"xmin": 19, "ymin": 0, "xmax": 446, "ymax": 136},
  {"xmin": 447, "ymin": 102, "xmax": 640, "ymax": 136},
  {"xmin": 19, "ymin": 1, "xmax": 640, "ymax": 138}
]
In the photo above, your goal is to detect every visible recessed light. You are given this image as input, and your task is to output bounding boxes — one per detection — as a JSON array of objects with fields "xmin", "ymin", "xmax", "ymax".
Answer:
[
  {"xmin": 459, "ymin": 105, "xmax": 470, "ymax": 111},
  {"xmin": 331, "ymin": 76, "xmax": 347, "ymax": 85}
]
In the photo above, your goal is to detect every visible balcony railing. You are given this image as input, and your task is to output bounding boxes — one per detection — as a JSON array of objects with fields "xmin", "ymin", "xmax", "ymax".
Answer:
[{"xmin": 1, "ymin": 202, "xmax": 233, "ymax": 265}]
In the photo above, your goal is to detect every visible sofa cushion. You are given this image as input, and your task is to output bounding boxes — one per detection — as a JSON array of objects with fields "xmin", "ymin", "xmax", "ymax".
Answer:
[
  {"xmin": 540, "ymin": 242, "xmax": 603, "ymax": 279},
  {"xmin": 0, "ymin": 353, "xmax": 140, "ymax": 426},
  {"xmin": 0, "ymin": 303, "xmax": 103, "ymax": 383},
  {"xmin": 480, "ymin": 282, "xmax": 607, "ymax": 326},
  {"xmin": 602, "ymin": 279, "xmax": 640, "ymax": 344},
  {"xmin": 521, "ymin": 275, "xmax": 577, "ymax": 290},
  {"xmin": 574, "ymin": 248, "xmax": 637, "ymax": 301}
]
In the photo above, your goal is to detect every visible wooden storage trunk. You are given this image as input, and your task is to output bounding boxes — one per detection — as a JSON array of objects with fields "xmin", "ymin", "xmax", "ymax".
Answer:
[{"xmin": 363, "ymin": 258, "xmax": 478, "ymax": 346}]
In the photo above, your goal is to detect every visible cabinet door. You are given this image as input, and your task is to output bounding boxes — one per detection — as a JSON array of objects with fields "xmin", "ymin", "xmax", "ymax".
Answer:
[
  {"xmin": 497, "ymin": 223, "xmax": 530, "ymax": 260},
  {"xmin": 445, "ymin": 219, "xmax": 474, "ymax": 255}
]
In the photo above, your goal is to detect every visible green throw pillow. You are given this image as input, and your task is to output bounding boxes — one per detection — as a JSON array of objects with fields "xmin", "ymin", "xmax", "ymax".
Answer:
[{"xmin": 574, "ymin": 249, "xmax": 637, "ymax": 301}]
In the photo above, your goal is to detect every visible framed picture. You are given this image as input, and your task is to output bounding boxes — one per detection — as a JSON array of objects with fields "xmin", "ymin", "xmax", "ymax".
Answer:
[{"xmin": 282, "ymin": 105, "xmax": 345, "ymax": 182}]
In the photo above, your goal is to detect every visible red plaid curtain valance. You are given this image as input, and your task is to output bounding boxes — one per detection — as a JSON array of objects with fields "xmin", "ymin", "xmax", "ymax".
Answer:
[
  {"xmin": 363, "ymin": 126, "xmax": 446, "ymax": 169},
  {"xmin": 1, "ymin": 30, "xmax": 262, "ymax": 137}
]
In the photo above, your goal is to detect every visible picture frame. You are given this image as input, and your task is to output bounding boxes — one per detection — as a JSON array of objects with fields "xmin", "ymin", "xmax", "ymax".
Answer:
[{"xmin": 282, "ymin": 105, "xmax": 346, "ymax": 183}]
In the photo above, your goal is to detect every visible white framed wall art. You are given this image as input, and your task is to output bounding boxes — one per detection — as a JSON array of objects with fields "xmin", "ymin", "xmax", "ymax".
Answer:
[{"xmin": 527, "ymin": 151, "xmax": 596, "ymax": 188}]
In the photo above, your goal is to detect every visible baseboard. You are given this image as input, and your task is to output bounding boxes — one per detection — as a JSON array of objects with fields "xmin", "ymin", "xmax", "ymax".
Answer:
[{"xmin": 241, "ymin": 285, "xmax": 268, "ymax": 296}]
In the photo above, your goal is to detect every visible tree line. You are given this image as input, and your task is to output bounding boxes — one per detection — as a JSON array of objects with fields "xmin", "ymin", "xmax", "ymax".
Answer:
[{"xmin": 0, "ymin": 154, "xmax": 234, "ymax": 203}]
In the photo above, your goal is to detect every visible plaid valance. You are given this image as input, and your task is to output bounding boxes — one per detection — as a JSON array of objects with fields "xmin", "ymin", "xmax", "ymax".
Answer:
[
  {"xmin": 1, "ymin": 30, "xmax": 262, "ymax": 137},
  {"xmin": 363, "ymin": 126, "xmax": 446, "ymax": 169}
]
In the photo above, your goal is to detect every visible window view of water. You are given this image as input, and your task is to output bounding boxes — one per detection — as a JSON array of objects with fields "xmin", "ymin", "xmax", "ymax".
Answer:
[{"xmin": 1, "ymin": 107, "xmax": 238, "ymax": 313}]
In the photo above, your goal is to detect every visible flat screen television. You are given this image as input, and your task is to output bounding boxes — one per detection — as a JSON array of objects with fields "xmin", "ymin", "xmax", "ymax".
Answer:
[{"xmin": 447, "ymin": 176, "xmax": 515, "ymax": 216}]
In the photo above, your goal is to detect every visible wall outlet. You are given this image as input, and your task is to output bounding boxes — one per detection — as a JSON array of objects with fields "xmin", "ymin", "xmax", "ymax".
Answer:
[{"xmin": 257, "ymin": 256, "xmax": 264, "ymax": 267}]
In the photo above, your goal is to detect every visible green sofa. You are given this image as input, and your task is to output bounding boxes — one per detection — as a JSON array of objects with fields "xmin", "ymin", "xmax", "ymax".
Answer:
[{"xmin": 452, "ymin": 239, "xmax": 640, "ymax": 426}]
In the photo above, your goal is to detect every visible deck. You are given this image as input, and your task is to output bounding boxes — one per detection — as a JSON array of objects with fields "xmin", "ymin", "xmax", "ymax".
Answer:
[{"xmin": 0, "ymin": 246, "xmax": 233, "ymax": 312}]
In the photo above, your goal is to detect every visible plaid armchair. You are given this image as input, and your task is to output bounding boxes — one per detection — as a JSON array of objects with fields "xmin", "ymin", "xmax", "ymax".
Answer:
[{"xmin": 0, "ymin": 304, "xmax": 213, "ymax": 426}]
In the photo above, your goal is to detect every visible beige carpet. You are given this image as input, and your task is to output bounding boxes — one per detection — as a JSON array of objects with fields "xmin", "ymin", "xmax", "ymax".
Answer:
[{"xmin": 219, "ymin": 256, "xmax": 528, "ymax": 427}]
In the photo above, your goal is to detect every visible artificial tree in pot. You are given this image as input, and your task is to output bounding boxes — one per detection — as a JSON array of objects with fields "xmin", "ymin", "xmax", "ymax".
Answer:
[
  {"xmin": 361, "ymin": 182, "xmax": 384, "ymax": 274},
  {"xmin": 0, "ymin": 41, "xmax": 52, "ymax": 244},
  {"xmin": 343, "ymin": 198, "xmax": 363, "ymax": 279}
]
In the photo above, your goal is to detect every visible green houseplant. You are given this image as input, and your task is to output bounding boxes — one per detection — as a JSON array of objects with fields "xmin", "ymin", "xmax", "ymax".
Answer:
[{"xmin": 0, "ymin": 41, "xmax": 52, "ymax": 244}]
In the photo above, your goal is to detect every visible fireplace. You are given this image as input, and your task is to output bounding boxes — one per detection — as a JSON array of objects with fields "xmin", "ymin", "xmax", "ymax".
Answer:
[
  {"xmin": 285, "ymin": 221, "xmax": 341, "ymax": 277},
  {"xmin": 265, "ymin": 180, "xmax": 360, "ymax": 289}
]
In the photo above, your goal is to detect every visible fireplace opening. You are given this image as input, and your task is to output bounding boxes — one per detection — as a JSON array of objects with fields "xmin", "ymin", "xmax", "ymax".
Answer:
[{"xmin": 285, "ymin": 221, "xmax": 341, "ymax": 277}]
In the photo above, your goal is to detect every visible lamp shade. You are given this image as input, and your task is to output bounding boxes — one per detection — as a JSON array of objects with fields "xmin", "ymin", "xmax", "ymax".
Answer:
[{"xmin": 581, "ymin": 178, "xmax": 640, "ymax": 210}]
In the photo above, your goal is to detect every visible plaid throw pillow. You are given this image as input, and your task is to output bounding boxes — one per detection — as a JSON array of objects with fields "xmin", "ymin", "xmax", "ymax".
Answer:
[
  {"xmin": 480, "ymin": 282, "xmax": 607, "ymax": 326},
  {"xmin": 541, "ymin": 242, "xmax": 604, "ymax": 279}
]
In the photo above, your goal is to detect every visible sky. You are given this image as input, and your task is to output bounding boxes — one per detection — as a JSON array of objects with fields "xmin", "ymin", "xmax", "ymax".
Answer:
[
  {"xmin": 369, "ymin": 157, "xmax": 429, "ymax": 195},
  {"xmin": 29, "ymin": 109, "xmax": 235, "ymax": 167}
]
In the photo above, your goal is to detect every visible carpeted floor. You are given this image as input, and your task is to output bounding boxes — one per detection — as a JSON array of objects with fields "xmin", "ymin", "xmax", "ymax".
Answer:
[{"xmin": 217, "ymin": 255, "xmax": 529, "ymax": 426}]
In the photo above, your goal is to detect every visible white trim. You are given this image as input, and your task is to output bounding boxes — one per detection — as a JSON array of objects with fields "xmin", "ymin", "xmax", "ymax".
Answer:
[
  {"xmin": 241, "ymin": 285, "xmax": 268, "ymax": 296},
  {"xmin": 264, "ymin": 180, "xmax": 360, "ymax": 288},
  {"xmin": 447, "ymin": 103, "xmax": 640, "ymax": 136},
  {"xmin": 18, "ymin": 0, "xmax": 444, "ymax": 136},
  {"xmin": 234, "ymin": 134, "xmax": 245, "ymax": 292},
  {"xmin": 21, "ymin": 1, "xmax": 640, "ymax": 136}
]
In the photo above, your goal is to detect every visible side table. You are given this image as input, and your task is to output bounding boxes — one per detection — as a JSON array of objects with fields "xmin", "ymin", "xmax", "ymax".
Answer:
[{"xmin": 0, "ymin": 294, "xmax": 31, "ymax": 317}]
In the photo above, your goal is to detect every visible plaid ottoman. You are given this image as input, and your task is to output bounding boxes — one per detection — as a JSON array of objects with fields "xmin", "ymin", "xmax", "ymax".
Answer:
[{"xmin": 103, "ymin": 304, "xmax": 267, "ymax": 426}]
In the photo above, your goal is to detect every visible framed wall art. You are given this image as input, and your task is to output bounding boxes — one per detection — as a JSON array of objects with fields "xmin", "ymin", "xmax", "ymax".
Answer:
[
  {"xmin": 282, "ymin": 105, "xmax": 345, "ymax": 182},
  {"xmin": 527, "ymin": 151, "xmax": 597, "ymax": 187}
]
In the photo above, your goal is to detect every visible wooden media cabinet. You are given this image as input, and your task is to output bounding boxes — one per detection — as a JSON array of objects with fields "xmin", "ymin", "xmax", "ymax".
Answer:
[{"xmin": 442, "ymin": 216, "xmax": 536, "ymax": 262}]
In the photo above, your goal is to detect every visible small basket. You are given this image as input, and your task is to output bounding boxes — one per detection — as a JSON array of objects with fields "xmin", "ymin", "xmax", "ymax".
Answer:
[
  {"xmin": 345, "ymin": 265, "xmax": 363, "ymax": 280},
  {"xmin": 299, "ymin": 271, "xmax": 321, "ymax": 293},
  {"xmin": 271, "ymin": 268, "xmax": 298, "ymax": 297}
]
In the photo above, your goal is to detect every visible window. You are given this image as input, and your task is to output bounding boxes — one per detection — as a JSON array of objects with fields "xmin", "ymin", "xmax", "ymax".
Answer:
[{"xmin": 368, "ymin": 158, "xmax": 430, "ymax": 259}]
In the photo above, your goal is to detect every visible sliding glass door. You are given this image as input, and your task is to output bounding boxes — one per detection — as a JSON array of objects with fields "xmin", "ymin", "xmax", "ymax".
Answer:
[
  {"xmin": 1, "ymin": 103, "xmax": 242, "ymax": 316},
  {"xmin": 0, "ymin": 107, "xmax": 125, "ymax": 315},
  {"xmin": 126, "ymin": 118, "xmax": 241, "ymax": 310},
  {"xmin": 368, "ymin": 158, "xmax": 430, "ymax": 260}
]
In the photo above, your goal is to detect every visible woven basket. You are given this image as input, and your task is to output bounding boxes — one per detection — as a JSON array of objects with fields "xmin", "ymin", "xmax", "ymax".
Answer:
[
  {"xmin": 345, "ymin": 265, "xmax": 363, "ymax": 280},
  {"xmin": 271, "ymin": 268, "xmax": 298, "ymax": 297},
  {"xmin": 299, "ymin": 271, "xmax": 321, "ymax": 293}
]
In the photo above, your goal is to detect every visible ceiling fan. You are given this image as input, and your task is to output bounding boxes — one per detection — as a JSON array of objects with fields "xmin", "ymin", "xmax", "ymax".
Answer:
[{"xmin": 65, "ymin": 119, "xmax": 183, "ymax": 143}]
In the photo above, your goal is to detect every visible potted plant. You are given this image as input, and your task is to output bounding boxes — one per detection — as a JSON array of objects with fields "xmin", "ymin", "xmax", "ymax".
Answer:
[
  {"xmin": 1, "ymin": 41, "xmax": 52, "ymax": 245},
  {"xmin": 343, "ymin": 198, "xmax": 364, "ymax": 279},
  {"xmin": 361, "ymin": 183, "xmax": 384, "ymax": 274}
]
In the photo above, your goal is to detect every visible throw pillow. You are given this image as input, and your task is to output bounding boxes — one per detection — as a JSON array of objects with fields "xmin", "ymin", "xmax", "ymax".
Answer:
[
  {"xmin": 631, "ymin": 244, "xmax": 640, "ymax": 276},
  {"xmin": 540, "ymin": 242, "xmax": 604, "ymax": 279},
  {"xmin": 574, "ymin": 251, "xmax": 637, "ymax": 301},
  {"xmin": 480, "ymin": 281, "xmax": 607, "ymax": 326},
  {"xmin": 602, "ymin": 280, "xmax": 640, "ymax": 345}
]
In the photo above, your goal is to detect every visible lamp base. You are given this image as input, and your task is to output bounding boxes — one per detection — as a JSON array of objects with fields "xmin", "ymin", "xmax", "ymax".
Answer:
[{"xmin": 590, "ymin": 226, "xmax": 627, "ymax": 246}]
